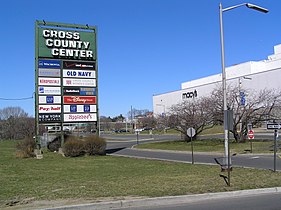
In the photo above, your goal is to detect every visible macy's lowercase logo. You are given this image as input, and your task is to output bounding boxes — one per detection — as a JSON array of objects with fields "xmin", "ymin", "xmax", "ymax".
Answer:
[{"xmin": 182, "ymin": 90, "xmax": 198, "ymax": 99}]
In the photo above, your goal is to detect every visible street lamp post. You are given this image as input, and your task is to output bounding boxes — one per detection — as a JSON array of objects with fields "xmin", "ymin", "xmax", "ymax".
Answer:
[{"xmin": 219, "ymin": 2, "xmax": 268, "ymax": 182}]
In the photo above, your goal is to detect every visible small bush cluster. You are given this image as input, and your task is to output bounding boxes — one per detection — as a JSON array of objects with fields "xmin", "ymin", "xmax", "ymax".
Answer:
[
  {"xmin": 62, "ymin": 137, "xmax": 85, "ymax": 157},
  {"xmin": 84, "ymin": 135, "xmax": 106, "ymax": 156},
  {"xmin": 62, "ymin": 135, "xmax": 106, "ymax": 157},
  {"xmin": 15, "ymin": 137, "xmax": 36, "ymax": 158}
]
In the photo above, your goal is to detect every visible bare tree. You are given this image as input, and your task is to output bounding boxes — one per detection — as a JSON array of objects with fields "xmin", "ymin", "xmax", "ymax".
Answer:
[
  {"xmin": 138, "ymin": 115, "xmax": 156, "ymax": 129},
  {"xmin": 0, "ymin": 107, "xmax": 28, "ymax": 119},
  {"xmin": 0, "ymin": 107, "xmax": 33, "ymax": 140},
  {"xmin": 211, "ymin": 86, "xmax": 281, "ymax": 142},
  {"xmin": 166, "ymin": 97, "xmax": 215, "ymax": 141},
  {"xmin": 100, "ymin": 116, "xmax": 113, "ymax": 131}
]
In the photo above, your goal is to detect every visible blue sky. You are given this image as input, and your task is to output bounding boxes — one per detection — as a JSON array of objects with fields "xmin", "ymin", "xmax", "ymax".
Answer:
[{"xmin": 0, "ymin": 0, "xmax": 280, "ymax": 118}]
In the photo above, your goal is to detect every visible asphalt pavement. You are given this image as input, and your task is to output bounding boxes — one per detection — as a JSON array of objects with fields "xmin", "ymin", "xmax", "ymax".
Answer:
[
  {"xmin": 111, "ymin": 191, "xmax": 281, "ymax": 210},
  {"xmin": 45, "ymin": 188, "xmax": 281, "ymax": 210},
  {"xmin": 104, "ymin": 133, "xmax": 281, "ymax": 171}
]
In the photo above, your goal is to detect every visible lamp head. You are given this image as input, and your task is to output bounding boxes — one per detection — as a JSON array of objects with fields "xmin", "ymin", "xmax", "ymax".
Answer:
[{"xmin": 246, "ymin": 3, "xmax": 269, "ymax": 13}]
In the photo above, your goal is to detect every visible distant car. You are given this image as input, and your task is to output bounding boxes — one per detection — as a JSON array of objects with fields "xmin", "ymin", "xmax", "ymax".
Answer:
[{"xmin": 115, "ymin": 129, "xmax": 129, "ymax": 133}]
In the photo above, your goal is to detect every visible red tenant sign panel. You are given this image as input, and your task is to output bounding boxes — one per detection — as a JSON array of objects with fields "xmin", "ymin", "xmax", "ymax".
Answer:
[{"xmin": 63, "ymin": 96, "xmax": 96, "ymax": 104}]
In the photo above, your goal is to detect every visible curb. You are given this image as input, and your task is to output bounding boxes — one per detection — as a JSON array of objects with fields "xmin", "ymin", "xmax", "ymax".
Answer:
[
  {"xmin": 109, "ymin": 153, "xmax": 219, "ymax": 167},
  {"xmin": 130, "ymin": 147, "xmax": 224, "ymax": 156},
  {"xmin": 43, "ymin": 187, "xmax": 281, "ymax": 210}
]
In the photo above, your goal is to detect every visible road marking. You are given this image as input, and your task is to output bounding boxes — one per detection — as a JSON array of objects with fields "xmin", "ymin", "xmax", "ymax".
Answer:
[
  {"xmin": 249, "ymin": 156, "xmax": 260, "ymax": 159},
  {"xmin": 106, "ymin": 138, "xmax": 155, "ymax": 143}
]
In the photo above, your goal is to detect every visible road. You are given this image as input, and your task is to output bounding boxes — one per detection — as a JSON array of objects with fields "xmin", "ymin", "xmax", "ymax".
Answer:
[
  {"xmin": 112, "ymin": 192, "xmax": 281, "ymax": 210},
  {"xmin": 103, "ymin": 133, "xmax": 281, "ymax": 171},
  {"xmin": 104, "ymin": 133, "xmax": 179, "ymax": 150}
]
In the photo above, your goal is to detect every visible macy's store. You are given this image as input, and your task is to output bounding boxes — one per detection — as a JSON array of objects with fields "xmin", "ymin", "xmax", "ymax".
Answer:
[{"xmin": 153, "ymin": 44, "xmax": 281, "ymax": 116}]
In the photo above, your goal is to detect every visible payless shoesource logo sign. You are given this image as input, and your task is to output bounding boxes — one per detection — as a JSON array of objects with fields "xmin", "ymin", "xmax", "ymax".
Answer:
[{"xmin": 38, "ymin": 28, "xmax": 96, "ymax": 60}]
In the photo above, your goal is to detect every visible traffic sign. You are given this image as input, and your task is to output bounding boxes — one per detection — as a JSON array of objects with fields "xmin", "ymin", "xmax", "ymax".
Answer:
[
  {"xmin": 248, "ymin": 130, "xmax": 254, "ymax": 140},
  {"xmin": 240, "ymin": 92, "xmax": 246, "ymax": 106},
  {"xmin": 267, "ymin": 123, "xmax": 281, "ymax": 130},
  {"xmin": 187, "ymin": 127, "xmax": 196, "ymax": 138}
]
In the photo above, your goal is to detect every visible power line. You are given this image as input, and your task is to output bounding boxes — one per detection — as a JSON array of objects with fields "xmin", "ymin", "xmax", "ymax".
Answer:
[{"xmin": 0, "ymin": 93, "xmax": 34, "ymax": 101}]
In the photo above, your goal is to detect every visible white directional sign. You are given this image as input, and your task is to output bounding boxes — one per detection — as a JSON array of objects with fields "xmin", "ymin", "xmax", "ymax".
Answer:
[{"xmin": 267, "ymin": 123, "xmax": 281, "ymax": 130}]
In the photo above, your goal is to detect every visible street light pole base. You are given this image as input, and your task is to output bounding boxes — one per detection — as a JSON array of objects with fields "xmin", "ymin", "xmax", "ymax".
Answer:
[{"xmin": 221, "ymin": 166, "xmax": 233, "ymax": 172}]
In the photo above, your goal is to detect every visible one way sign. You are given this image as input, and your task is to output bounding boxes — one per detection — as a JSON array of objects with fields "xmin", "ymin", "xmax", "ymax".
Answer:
[{"xmin": 267, "ymin": 123, "xmax": 281, "ymax": 130}]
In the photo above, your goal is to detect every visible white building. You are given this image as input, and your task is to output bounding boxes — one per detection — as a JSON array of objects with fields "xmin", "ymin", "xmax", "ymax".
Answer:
[{"xmin": 153, "ymin": 44, "xmax": 281, "ymax": 116}]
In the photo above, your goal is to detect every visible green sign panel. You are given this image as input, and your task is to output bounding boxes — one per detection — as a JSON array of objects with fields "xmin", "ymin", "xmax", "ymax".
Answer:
[{"xmin": 38, "ymin": 27, "xmax": 96, "ymax": 60}]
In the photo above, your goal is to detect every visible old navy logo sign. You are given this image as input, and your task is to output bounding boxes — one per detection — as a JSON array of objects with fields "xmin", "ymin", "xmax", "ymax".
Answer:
[
  {"xmin": 38, "ymin": 60, "xmax": 60, "ymax": 69},
  {"xmin": 182, "ymin": 90, "xmax": 198, "ymax": 99},
  {"xmin": 64, "ymin": 70, "xmax": 94, "ymax": 78}
]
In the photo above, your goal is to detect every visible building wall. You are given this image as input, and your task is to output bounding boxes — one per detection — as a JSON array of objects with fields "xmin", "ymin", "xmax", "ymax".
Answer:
[{"xmin": 153, "ymin": 44, "xmax": 281, "ymax": 116}]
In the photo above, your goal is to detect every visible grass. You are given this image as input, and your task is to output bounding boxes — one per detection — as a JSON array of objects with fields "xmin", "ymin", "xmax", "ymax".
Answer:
[
  {"xmin": 136, "ymin": 139, "xmax": 278, "ymax": 154},
  {"xmin": 200, "ymin": 125, "xmax": 224, "ymax": 135},
  {"xmin": 1, "ymin": 140, "xmax": 281, "ymax": 208}
]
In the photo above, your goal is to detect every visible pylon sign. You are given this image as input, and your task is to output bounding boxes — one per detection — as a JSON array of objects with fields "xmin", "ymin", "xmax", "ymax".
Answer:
[{"xmin": 35, "ymin": 21, "xmax": 99, "ymax": 135}]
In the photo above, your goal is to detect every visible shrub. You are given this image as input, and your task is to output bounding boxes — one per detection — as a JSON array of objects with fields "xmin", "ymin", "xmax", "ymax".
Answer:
[
  {"xmin": 84, "ymin": 135, "xmax": 106, "ymax": 156},
  {"xmin": 62, "ymin": 137, "xmax": 85, "ymax": 157},
  {"xmin": 15, "ymin": 137, "xmax": 36, "ymax": 158}
]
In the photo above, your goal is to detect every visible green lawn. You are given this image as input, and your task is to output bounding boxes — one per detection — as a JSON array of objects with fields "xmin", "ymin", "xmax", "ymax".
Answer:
[
  {"xmin": 1, "ymin": 140, "xmax": 281, "ymax": 209},
  {"xmin": 136, "ymin": 139, "xmax": 277, "ymax": 154}
]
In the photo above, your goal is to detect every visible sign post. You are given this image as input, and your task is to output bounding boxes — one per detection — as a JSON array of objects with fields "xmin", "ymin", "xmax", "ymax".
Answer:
[
  {"xmin": 274, "ymin": 129, "xmax": 278, "ymax": 172},
  {"xmin": 266, "ymin": 123, "xmax": 281, "ymax": 172},
  {"xmin": 248, "ymin": 130, "xmax": 254, "ymax": 153},
  {"xmin": 187, "ymin": 127, "xmax": 196, "ymax": 164}
]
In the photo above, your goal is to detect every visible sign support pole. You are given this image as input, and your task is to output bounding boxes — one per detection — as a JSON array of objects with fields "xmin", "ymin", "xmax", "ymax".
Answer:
[
  {"xmin": 274, "ymin": 129, "xmax": 277, "ymax": 172},
  {"xmin": 191, "ymin": 130, "xmax": 194, "ymax": 164},
  {"xmin": 34, "ymin": 21, "xmax": 41, "ymax": 155},
  {"xmin": 187, "ymin": 127, "xmax": 196, "ymax": 165},
  {"xmin": 250, "ymin": 140, "xmax": 253, "ymax": 153},
  {"xmin": 227, "ymin": 130, "xmax": 231, "ymax": 186}
]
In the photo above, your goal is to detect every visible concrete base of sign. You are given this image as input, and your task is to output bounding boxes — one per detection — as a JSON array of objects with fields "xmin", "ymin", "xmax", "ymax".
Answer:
[
  {"xmin": 36, "ymin": 154, "xmax": 43, "ymax": 159},
  {"xmin": 58, "ymin": 148, "xmax": 65, "ymax": 156},
  {"xmin": 34, "ymin": 149, "xmax": 43, "ymax": 159}
]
